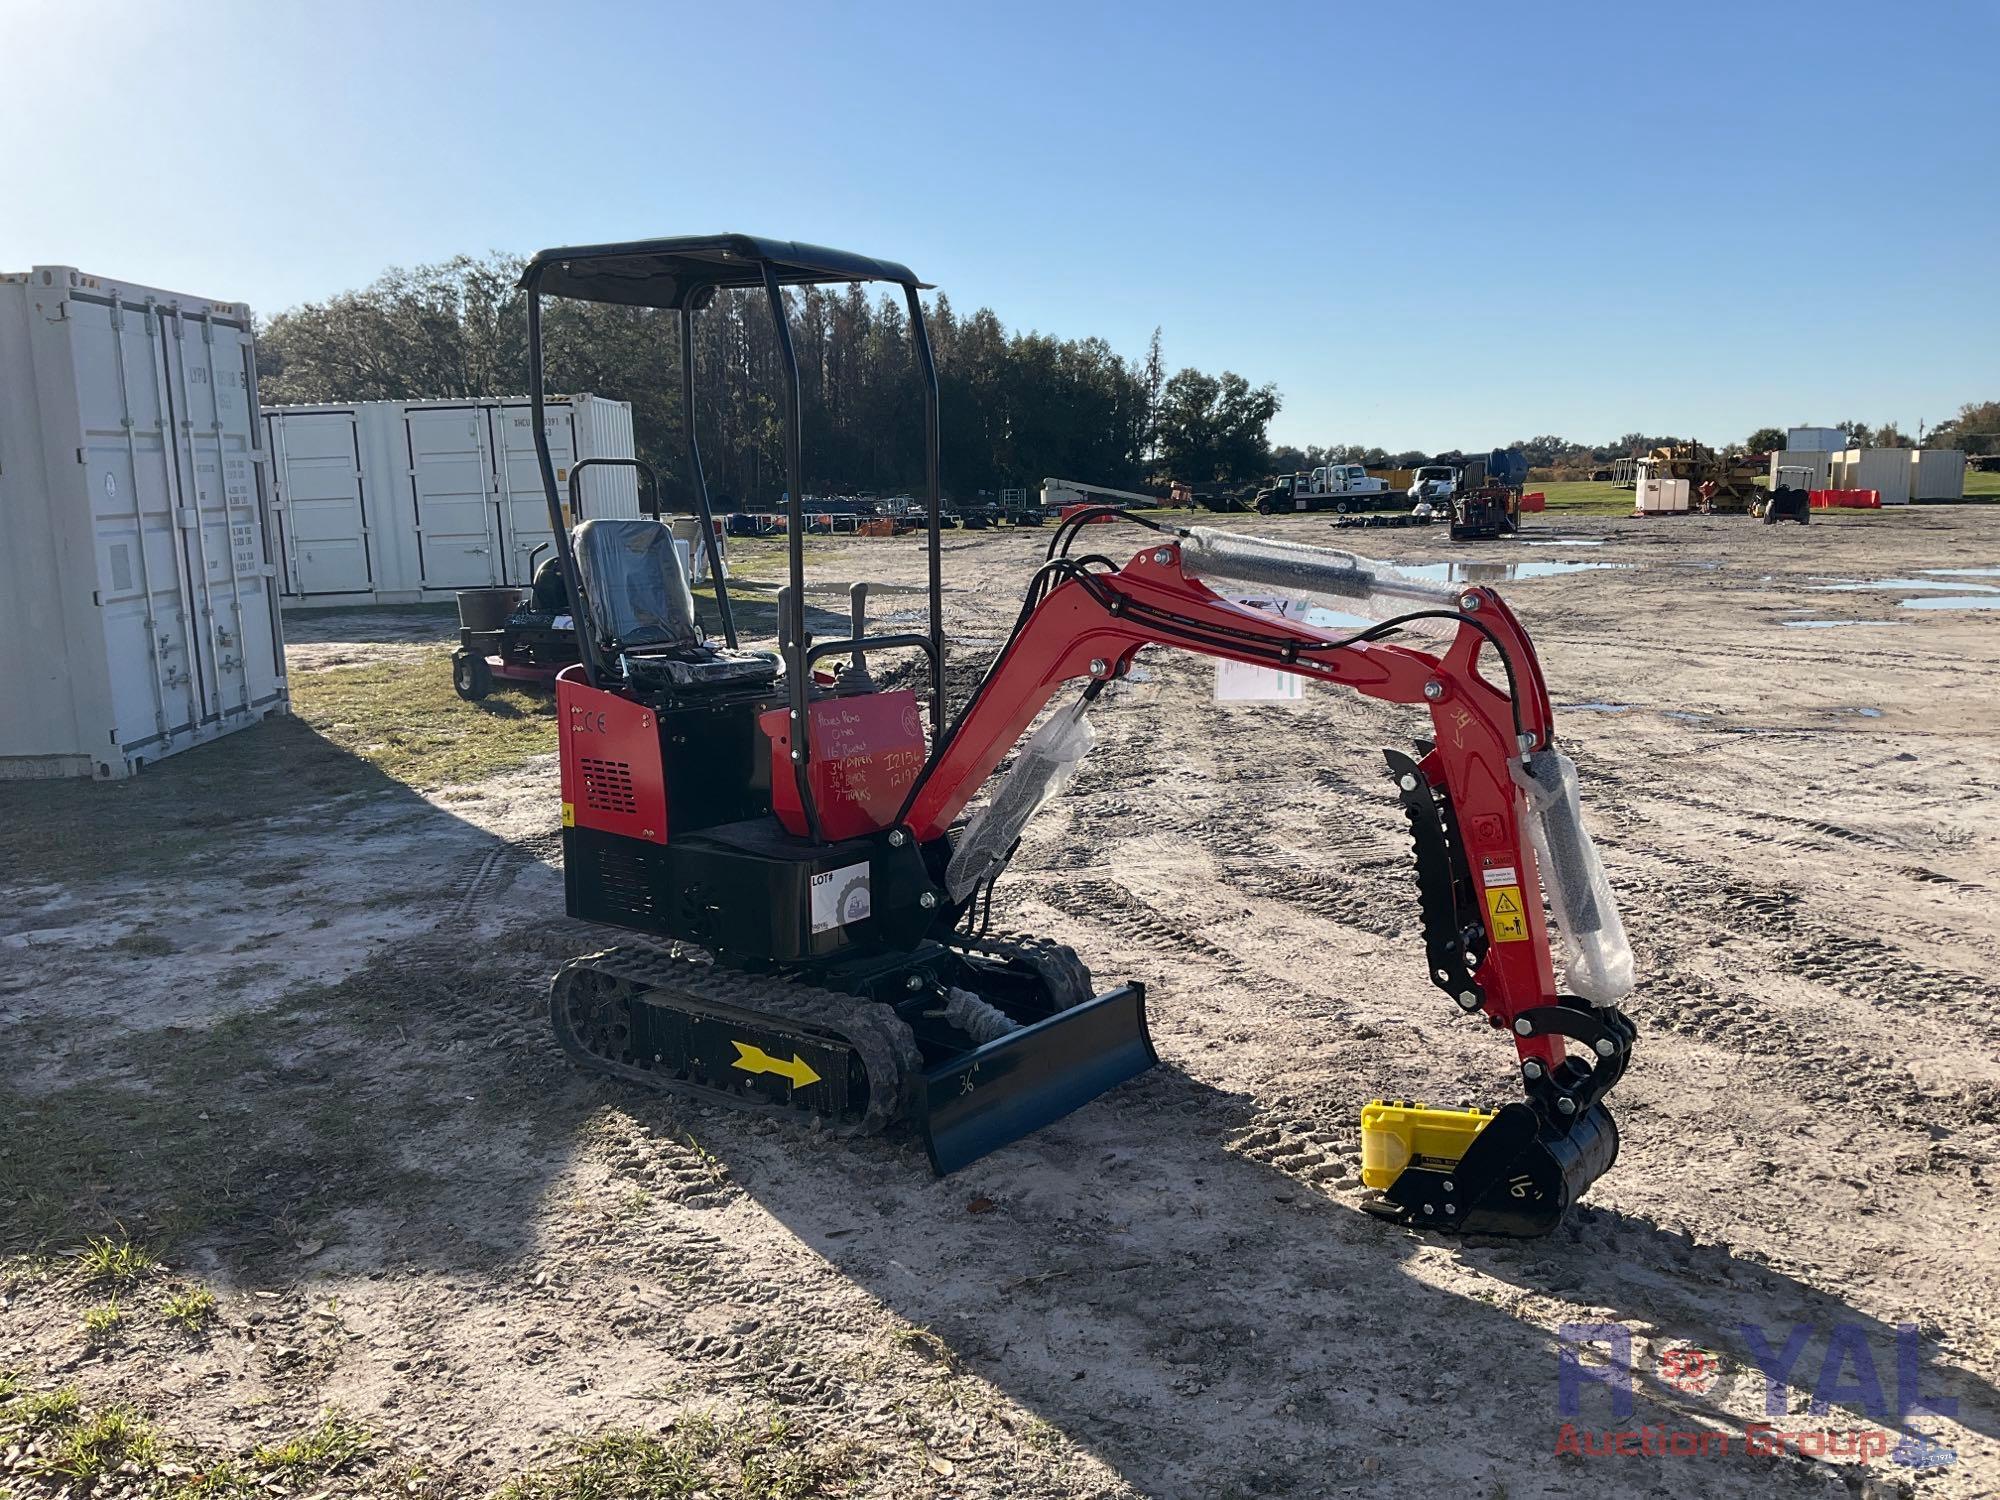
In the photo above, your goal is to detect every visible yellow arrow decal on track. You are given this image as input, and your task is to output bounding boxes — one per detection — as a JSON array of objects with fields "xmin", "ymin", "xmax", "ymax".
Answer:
[{"xmin": 730, "ymin": 1041, "xmax": 822, "ymax": 1090}]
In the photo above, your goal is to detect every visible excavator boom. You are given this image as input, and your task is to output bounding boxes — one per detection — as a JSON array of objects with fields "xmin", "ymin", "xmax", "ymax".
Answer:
[{"xmin": 892, "ymin": 515, "xmax": 1637, "ymax": 1231}]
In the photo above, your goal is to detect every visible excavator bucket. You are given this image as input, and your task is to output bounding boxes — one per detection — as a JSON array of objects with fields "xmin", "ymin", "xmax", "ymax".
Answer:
[
  {"xmin": 919, "ymin": 983, "xmax": 1157, "ymax": 1174},
  {"xmin": 1359, "ymin": 1099, "xmax": 1620, "ymax": 1237}
]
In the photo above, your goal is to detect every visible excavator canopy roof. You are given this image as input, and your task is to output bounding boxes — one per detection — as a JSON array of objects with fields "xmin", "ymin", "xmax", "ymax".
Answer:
[{"xmin": 519, "ymin": 234, "xmax": 927, "ymax": 310}]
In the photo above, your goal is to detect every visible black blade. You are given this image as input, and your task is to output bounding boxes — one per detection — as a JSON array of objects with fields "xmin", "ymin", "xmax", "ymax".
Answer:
[{"xmin": 920, "ymin": 982, "xmax": 1156, "ymax": 1175}]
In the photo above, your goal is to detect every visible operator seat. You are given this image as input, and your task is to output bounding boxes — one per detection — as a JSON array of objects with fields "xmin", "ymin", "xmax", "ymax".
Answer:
[{"xmin": 571, "ymin": 518, "xmax": 779, "ymax": 690}]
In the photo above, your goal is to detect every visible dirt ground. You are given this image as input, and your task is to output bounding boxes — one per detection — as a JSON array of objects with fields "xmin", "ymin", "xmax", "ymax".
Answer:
[{"xmin": 3, "ymin": 507, "xmax": 1998, "ymax": 1499}]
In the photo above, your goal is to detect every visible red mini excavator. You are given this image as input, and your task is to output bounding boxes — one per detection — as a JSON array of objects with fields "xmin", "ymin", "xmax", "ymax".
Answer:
[{"xmin": 519, "ymin": 237, "xmax": 1637, "ymax": 1237}]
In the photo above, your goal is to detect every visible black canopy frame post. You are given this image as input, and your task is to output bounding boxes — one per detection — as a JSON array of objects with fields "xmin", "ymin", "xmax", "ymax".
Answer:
[
  {"xmin": 679, "ymin": 307, "xmax": 736, "ymax": 647},
  {"xmin": 905, "ymin": 283, "xmax": 946, "ymax": 738},
  {"xmin": 524, "ymin": 281, "xmax": 603, "ymax": 688},
  {"xmin": 762, "ymin": 262, "xmax": 822, "ymax": 843}
]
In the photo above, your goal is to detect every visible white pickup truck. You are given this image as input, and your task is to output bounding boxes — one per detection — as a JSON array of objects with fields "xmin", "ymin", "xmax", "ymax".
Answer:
[
  {"xmin": 1407, "ymin": 464, "xmax": 1458, "ymax": 504},
  {"xmin": 1254, "ymin": 464, "xmax": 1392, "ymax": 514}
]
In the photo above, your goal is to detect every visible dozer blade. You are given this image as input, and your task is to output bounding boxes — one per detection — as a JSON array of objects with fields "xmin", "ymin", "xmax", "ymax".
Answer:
[
  {"xmin": 1361, "ymin": 1100, "xmax": 1619, "ymax": 1237},
  {"xmin": 920, "ymin": 982, "xmax": 1157, "ymax": 1175}
]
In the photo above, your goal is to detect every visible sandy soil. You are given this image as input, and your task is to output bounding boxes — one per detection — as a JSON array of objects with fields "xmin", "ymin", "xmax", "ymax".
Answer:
[{"xmin": 3, "ymin": 507, "xmax": 1997, "ymax": 1498}]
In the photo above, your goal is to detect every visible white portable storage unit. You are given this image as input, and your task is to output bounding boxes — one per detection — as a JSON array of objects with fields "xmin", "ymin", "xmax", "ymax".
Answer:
[
  {"xmin": 1908, "ymin": 449, "xmax": 1966, "ymax": 502},
  {"xmin": 1634, "ymin": 477, "xmax": 1690, "ymax": 513},
  {"xmin": 262, "ymin": 394, "xmax": 640, "ymax": 604},
  {"xmin": 0, "ymin": 267, "xmax": 287, "ymax": 780},
  {"xmin": 1831, "ymin": 448, "xmax": 1912, "ymax": 506},
  {"xmin": 1786, "ymin": 426, "xmax": 1846, "ymax": 452},
  {"xmin": 1769, "ymin": 451, "xmax": 1830, "ymax": 491}
]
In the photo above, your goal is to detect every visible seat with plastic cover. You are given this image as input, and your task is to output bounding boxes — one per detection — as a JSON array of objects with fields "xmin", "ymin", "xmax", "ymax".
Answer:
[{"xmin": 571, "ymin": 519, "xmax": 778, "ymax": 690}]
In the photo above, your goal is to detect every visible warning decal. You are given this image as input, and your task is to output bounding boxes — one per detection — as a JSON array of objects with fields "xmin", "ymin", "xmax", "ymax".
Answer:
[
  {"xmin": 1480, "ymin": 865, "xmax": 1518, "ymax": 888},
  {"xmin": 1484, "ymin": 884, "xmax": 1529, "ymax": 942},
  {"xmin": 810, "ymin": 861, "xmax": 872, "ymax": 935}
]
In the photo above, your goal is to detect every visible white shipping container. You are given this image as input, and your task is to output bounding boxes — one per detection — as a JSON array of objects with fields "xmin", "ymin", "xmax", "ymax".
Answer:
[
  {"xmin": 263, "ymin": 394, "xmax": 641, "ymax": 603},
  {"xmin": 1908, "ymin": 449, "xmax": 1966, "ymax": 502},
  {"xmin": 0, "ymin": 267, "xmax": 287, "ymax": 780},
  {"xmin": 1786, "ymin": 426, "xmax": 1847, "ymax": 453},
  {"xmin": 1769, "ymin": 451, "xmax": 1830, "ymax": 491},
  {"xmin": 1635, "ymin": 477, "xmax": 1690, "ymax": 514},
  {"xmin": 1831, "ymin": 448, "xmax": 1912, "ymax": 506}
]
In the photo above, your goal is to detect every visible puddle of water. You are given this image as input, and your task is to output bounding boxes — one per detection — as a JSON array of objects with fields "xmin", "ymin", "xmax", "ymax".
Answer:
[
  {"xmin": 1899, "ymin": 595, "xmax": 2000, "ymax": 611},
  {"xmin": 1843, "ymin": 707, "xmax": 1885, "ymax": 718},
  {"xmin": 1526, "ymin": 538, "xmax": 1605, "ymax": 548},
  {"xmin": 1817, "ymin": 578, "xmax": 2000, "ymax": 593},
  {"xmin": 1783, "ymin": 620, "xmax": 1895, "ymax": 629},
  {"xmin": 1397, "ymin": 559, "xmax": 1632, "ymax": 583},
  {"xmin": 1561, "ymin": 702, "xmax": 1631, "ymax": 713},
  {"xmin": 1923, "ymin": 567, "xmax": 2000, "ymax": 578}
]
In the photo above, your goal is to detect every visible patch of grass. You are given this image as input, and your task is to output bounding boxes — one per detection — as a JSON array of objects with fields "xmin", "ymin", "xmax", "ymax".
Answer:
[
  {"xmin": 73, "ymin": 1235, "xmax": 157, "ymax": 1288},
  {"xmin": 1529, "ymin": 480, "xmax": 1638, "ymax": 515},
  {"xmin": 251, "ymin": 1413, "xmax": 373, "ymax": 1478},
  {"xmin": 890, "ymin": 1324, "xmax": 957, "ymax": 1368},
  {"xmin": 108, "ymin": 929, "xmax": 178, "ymax": 957},
  {"xmin": 290, "ymin": 647, "xmax": 558, "ymax": 789},
  {"xmin": 1963, "ymin": 468, "xmax": 2000, "ymax": 498},
  {"xmin": 80, "ymin": 1301, "xmax": 124, "ymax": 1342},
  {"xmin": 161, "ymin": 1284, "xmax": 218, "ymax": 1332},
  {"xmin": 42, "ymin": 1405, "xmax": 161, "ymax": 1483},
  {"xmin": 2, "ymin": 1383, "xmax": 81, "ymax": 1432},
  {"xmin": 496, "ymin": 1413, "xmax": 861, "ymax": 1500},
  {"xmin": 615, "ymin": 1186, "xmax": 655, "ymax": 1220},
  {"xmin": 0, "ymin": 1385, "xmax": 377, "ymax": 1498}
]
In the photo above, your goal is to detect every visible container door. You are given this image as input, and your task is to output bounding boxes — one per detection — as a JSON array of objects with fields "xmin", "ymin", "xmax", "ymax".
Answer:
[
  {"xmin": 492, "ymin": 402, "xmax": 576, "ymax": 586},
  {"xmin": 407, "ymin": 407, "xmax": 499, "ymax": 587},
  {"xmin": 156, "ymin": 306, "xmax": 285, "ymax": 738},
  {"xmin": 65, "ymin": 292, "xmax": 203, "ymax": 754},
  {"xmin": 271, "ymin": 411, "xmax": 370, "ymax": 594}
]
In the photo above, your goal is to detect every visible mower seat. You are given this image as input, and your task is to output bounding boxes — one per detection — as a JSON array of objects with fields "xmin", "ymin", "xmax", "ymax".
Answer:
[{"xmin": 572, "ymin": 518, "xmax": 779, "ymax": 690}]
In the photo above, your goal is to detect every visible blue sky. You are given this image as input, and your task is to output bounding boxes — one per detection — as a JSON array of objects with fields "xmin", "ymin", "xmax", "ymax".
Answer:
[{"xmin": 4, "ymin": 0, "xmax": 1993, "ymax": 450}]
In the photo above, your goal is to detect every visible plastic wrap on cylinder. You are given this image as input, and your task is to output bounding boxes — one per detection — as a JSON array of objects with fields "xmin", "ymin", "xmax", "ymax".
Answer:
[
  {"xmin": 945, "ymin": 698, "xmax": 1097, "ymax": 901},
  {"xmin": 1519, "ymin": 749, "xmax": 1635, "ymax": 1003},
  {"xmin": 1179, "ymin": 527, "xmax": 1459, "ymax": 633}
]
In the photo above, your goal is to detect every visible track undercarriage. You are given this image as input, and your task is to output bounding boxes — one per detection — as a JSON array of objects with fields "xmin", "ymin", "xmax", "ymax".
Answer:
[{"xmin": 550, "ymin": 935, "xmax": 1154, "ymax": 1172}]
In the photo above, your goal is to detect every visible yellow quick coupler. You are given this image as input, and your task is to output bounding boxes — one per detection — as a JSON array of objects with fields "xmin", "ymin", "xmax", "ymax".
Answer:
[{"xmin": 1359, "ymin": 1099, "xmax": 1497, "ymax": 1189}]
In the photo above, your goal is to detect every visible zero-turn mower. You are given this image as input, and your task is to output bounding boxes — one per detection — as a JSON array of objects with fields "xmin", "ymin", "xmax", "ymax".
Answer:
[
  {"xmin": 451, "ymin": 459, "xmax": 665, "ymax": 700},
  {"xmin": 518, "ymin": 235, "xmax": 1637, "ymax": 1236}
]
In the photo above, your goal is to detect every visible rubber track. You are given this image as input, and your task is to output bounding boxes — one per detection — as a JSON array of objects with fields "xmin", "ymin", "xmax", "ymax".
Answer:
[
  {"xmin": 954, "ymin": 932, "xmax": 1095, "ymax": 1010},
  {"xmin": 550, "ymin": 946, "xmax": 923, "ymax": 1135}
]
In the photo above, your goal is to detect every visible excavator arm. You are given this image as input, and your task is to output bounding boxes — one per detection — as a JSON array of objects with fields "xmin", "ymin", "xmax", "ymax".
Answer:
[{"xmin": 897, "ymin": 517, "xmax": 1636, "ymax": 1234}]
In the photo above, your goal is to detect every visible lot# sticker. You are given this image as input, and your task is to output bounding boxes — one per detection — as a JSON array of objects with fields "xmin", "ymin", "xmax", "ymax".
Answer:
[{"xmin": 810, "ymin": 861, "xmax": 872, "ymax": 934}]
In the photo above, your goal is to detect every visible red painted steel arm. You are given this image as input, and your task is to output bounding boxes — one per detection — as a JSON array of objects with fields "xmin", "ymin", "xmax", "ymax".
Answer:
[{"xmin": 904, "ymin": 542, "xmax": 1566, "ymax": 1064}]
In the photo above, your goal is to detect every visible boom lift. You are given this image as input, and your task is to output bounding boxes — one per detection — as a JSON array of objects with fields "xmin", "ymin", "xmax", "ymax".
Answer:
[{"xmin": 521, "ymin": 236, "xmax": 1638, "ymax": 1237}]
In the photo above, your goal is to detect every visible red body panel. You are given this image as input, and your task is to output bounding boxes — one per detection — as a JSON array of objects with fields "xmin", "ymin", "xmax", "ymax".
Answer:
[
  {"xmin": 762, "ymin": 690, "xmax": 927, "ymax": 842},
  {"xmin": 556, "ymin": 665, "xmax": 668, "ymax": 844}
]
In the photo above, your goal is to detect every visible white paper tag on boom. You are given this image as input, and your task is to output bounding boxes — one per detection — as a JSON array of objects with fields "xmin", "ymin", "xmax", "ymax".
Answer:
[
  {"xmin": 810, "ymin": 861, "xmax": 872, "ymax": 934},
  {"xmin": 1215, "ymin": 596, "xmax": 1307, "ymax": 702}
]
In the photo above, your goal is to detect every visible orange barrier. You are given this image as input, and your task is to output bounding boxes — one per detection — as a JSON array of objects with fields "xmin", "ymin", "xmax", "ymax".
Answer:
[
  {"xmin": 1059, "ymin": 502, "xmax": 1119, "ymax": 523},
  {"xmin": 1519, "ymin": 491, "xmax": 1546, "ymax": 513},
  {"xmin": 858, "ymin": 519, "xmax": 894, "ymax": 537},
  {"xmin": 1809, "ymin": 489, "xmax": 1881, "ymax": 510}
]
